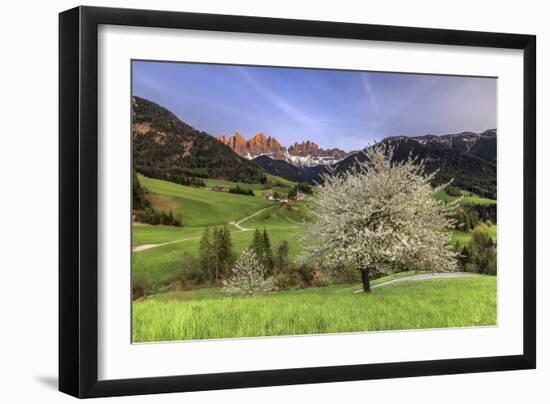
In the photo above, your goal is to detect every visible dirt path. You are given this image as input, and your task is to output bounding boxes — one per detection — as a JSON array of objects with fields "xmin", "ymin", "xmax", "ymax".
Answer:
[
  {"xmin": 232, "ymin": 205, "xmax": 278, "ymax": 231},
  {"xmin": 133, "ymin": 236, "xmax": 203, "ymax": 252},
  {"xmin": 133, "ymin": 205, "xmax": 278, "ymax": 253},
  {"xmin": 352, "ymin": 272, "xmax": 480, "ymax": 293}
]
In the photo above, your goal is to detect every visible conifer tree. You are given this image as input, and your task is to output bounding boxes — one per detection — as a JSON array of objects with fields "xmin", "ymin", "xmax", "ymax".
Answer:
[
  {"xmin": 199, "ymin": 227, "xmax": 214, "ymax": 282},
  {"xmin": 221, "ymin": 226, "xmax": 235, "ymax": 277},
  {"xmin": 276, "ymin": 240, "xmax": 290, "ymax": 271},
  {"xmin": 132, "ymin": 170, "xmax": 150, "ymax": 210},
  {"xmin": 464, "ymin": 211, "xmax": 472, "ymax": 230},
  {"xmin": 250, "ymin": 228, "xmax": 264, "ymax": 260},
  {"xmin": 212, "ymin": 227, "xmax": 221, "ymax": 280},
  {"xmin": 214, "ymin": 226, "xmax": 234, "ymax": 280},
  {"xmin": 262, "ymin": 229, "xmax": 274, "ymax": 275}
]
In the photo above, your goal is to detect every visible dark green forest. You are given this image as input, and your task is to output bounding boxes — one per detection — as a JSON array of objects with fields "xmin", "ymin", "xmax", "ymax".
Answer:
[{"xmin": 132, "ymin": 96, "xmax": 267, "ymax": 184}]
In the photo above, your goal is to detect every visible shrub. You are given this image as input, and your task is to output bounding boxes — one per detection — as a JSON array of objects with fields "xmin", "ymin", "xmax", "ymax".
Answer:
[
  {"xmin": 179, "ymin": 254, "xmax": 203, "ymax": 285},
  {"xmin": 455, "ymin": 226, "xmax": 497, "ymax": 275},
  {"xmin": 228, "ymin": 185, "xmax": 255, "ymax": 196},
  {"xmin": 272, "ymin": 271, "xmax": 301, "ymax": 290},
  {"xmin": 132, "ymin": 272, "xmax": 153, "ymax": 300},
  {"xmin": 446, "ymin": 186, "xmax": 461, "ymax": 197},
  {"xmin": 299, "ymin": 264, "xmax": 315, "ymax": 284},
  {"xmin": 223, "ymin": 249, "xmax": 272, "ymax": 295}
]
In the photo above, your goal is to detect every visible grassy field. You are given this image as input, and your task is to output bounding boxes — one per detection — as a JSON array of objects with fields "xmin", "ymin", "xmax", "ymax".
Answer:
[
  {"xmin": 133, "ymin": 176, "xmax": 307, "ymax": 289},
  {"xmin": 132, "ymin": 175, "xmax": 497, "ymax": 343},
  {"xmin": 133, "ymin": 225, "xmax": 205, "ymax": 247},
  {"xmin": 139, "ymin": 175, "xmax": 275, "ymax": 227},
  {"xmin": 133, "ymin": 227, "xmax": 304, "ymax": 290},
  {"xmin": 133, "ymin": 276, "xmax": 496, "ymax": 342},
  {"xmin": 434, "ymin": 189, "xmax": 496, "ymax": 206},
  {"xmin": 134, "ymin": 175, "xmax": 496, "ymax": 290},
  {"xmin": 452, "ymin": 224, "xmax": 497, "ymax": 246},
  {"xmin": 202, "ymin": 174, "xmax": 296, "ymax": 197}
]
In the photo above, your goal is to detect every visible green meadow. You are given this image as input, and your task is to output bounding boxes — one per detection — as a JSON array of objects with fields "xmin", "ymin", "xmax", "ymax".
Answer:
[
  {"xmin": 202, "ymin": 174, "xmax": 296, "ymax": 196},
  {"xmin": 452, "ymin": 224, "xmax": 497, "ymax": 246},
  {"xmin": 133, "ymin": 175, "xmax": 306, "ymax": 290},
  {"xmin": 434, "ymin": 189, "xmax": 496, "ymax": 206},
  {"xmin": 138, "ymin": 175, "xmax": 274, "ymax": 228},
  {"xmin": 133, "ymin": 276, "xmax": 496, "ymax": 342},
  {"xmin": 133, "ymin": 175, "xmax": 497, "ymax": 341}
]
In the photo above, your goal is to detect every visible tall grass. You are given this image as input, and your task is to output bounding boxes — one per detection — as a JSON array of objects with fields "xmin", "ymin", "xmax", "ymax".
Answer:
[{"xmin": 133, "ymin": 276, "xmax": 496, "ymax": 342}]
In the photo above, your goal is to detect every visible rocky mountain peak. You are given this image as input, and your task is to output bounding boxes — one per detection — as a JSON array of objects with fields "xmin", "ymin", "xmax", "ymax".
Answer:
[
  {"xmin": 289, "ymin": 141, "xmax": 347, "ymax": 160},
  {"xmin": 215, "ymin": 132, "xmax": 349, "ymax": 166}
]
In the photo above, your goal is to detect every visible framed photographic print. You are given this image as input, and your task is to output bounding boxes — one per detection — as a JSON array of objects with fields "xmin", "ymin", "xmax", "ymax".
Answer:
[{"xmin": 59, "ymin": 6, "xmax": 536, "ymax": 398}]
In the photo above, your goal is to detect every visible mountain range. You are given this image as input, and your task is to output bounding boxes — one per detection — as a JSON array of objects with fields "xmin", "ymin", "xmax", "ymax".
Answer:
[
  {"xmin": 132, "ymin": 96, "xmax": 496, "ymax": 198},
  {"xmin": 334, "ymin": 130, "xmax": 497, "ymax": 198},
  {"xmin": 251, "ymin": 129, "xmax": 497, "ymax": 197},
  {"xmin": 216, "ymin": 132, "xmax": 349, "ymax": 167}
]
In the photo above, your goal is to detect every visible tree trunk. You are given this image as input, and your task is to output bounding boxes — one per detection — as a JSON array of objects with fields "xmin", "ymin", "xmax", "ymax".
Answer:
[{"xmin": 360, "ymin": 268, "xmax": 371, "ymax": 293}]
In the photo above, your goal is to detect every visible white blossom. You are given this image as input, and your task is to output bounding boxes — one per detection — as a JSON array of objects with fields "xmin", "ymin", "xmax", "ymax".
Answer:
[
  {"xmin": 223, "ymin": 249, "xmax": 272, "ymax": 295},
  {"xmin": 301, "ymin": 144, "xmax": 459, "ymax": 289}
]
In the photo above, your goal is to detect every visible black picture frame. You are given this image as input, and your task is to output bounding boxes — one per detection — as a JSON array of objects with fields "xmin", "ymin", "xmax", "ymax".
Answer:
[{"xmin": 59, "ymin": 6, "xmax": 536, "ymax": 398}]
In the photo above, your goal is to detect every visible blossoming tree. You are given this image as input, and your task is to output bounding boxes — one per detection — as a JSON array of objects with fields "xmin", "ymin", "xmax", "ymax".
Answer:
[
  {"xmin": 223, "ymin": 249, "xmax": 272, "ymax": 295},
  {"xmin": 301, "ymin": 145, "xmax": 459, "ymax": 292}
]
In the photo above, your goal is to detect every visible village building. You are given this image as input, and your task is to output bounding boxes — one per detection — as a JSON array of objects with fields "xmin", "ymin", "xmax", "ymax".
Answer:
[{"xmin": 212, "ymin": 186, "xmax": 230, "ymax": 192}]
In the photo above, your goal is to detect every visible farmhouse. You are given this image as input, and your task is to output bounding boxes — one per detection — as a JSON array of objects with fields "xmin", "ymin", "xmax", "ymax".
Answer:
[
  {"xmin": 212, "ymin": 186, "xmax": 230, "ymax": 192},
  {"xmin": 263, "ymin": 190, "xmax": 275, "ymax": 200}
]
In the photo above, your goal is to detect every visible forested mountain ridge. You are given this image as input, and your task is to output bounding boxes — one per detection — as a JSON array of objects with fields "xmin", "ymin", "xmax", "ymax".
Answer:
[
  {"xmin": 132, "ymin": 96, "xmax": 267, "ymax": 184},
  {"xmin": 132, "ymin": 95, "xmax": 496, "ymax": 198},
  {"xmin": 252, "ymin": 155, "xmax": 326, "ymax": 183},
  {"xmin": 253, "ymin": 129, "xmax": 497, "ymax": 199},
  {"xmin": 334, "ymin": 130, "xmax": 497, "ymax": 199}
]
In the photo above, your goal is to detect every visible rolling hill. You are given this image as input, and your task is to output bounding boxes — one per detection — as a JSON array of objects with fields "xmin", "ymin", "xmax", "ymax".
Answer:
[
  {"xmin": 137, "ymin": 175, "xmax": 274, "ymax": 228},
  {"xmin": 132, "ymin": 96, "xmax": 267, "ymax": 184},
  {"xmin": 132, "ymin": 175, "xmax": 308, "ymax": 290}
]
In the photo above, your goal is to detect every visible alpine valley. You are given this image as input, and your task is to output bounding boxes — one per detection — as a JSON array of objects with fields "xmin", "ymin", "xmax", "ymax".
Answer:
[
  {"xmin": 133, "ymin": 97, "xmax": 496, "ymax": 198},
  {"xmin": 131, "ymin": 64, "xmax": 498, "ymax": 344}
]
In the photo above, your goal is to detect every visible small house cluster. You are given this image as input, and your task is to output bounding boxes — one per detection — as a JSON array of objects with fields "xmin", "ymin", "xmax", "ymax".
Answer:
[
  {"xmin": 263, "ymin": 190, "xmax": 306, "ymax": 203},
  {"xmin": 212, "ymin": 185, "xmax": 230, "ymax": 193}
]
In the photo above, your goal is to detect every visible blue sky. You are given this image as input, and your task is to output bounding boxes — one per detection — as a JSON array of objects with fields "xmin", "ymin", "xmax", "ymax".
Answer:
[{"xmin": 132, "ymin": 61, "xmax": 496, "ymax": 152}]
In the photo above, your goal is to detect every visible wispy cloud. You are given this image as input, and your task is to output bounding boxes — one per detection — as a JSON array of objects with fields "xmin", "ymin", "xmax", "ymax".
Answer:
[
  {"xmin": 133, "ymin": 61, "xmax": 496, "ymax": 150},
  {"xmin": 133, "ymin": 70, "xmax": 168, "ymax": 93},
  {"xmin": 237, "ymin": 68, "xmax": 321, "ymax": 133},
  {"xmin": 360, "ymin": 73, "xmax": 380, "ymax": 114}
]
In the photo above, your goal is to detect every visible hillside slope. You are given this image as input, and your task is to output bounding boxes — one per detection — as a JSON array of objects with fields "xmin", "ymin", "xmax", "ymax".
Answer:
[
  {"xmin": 132, "ymin": 96, "xmax": 267, "ymax": 183},
  {"xmin": 252, "ymin": 155, "xmax": 326, "ymax": 183},
  {"xmin": 334, "ymin": 131, "xmax": 497, "ymax": 199}
]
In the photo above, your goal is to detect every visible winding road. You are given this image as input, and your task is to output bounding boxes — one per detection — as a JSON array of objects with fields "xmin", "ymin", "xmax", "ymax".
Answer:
[
  {"xmin": 232, "ymin": 206, "xmax": 278, "ymax": 231},
  {"xmin": 133, "ymin": 236, "xmax": 203, "ymax": 253},
  {"xmin": 351, "ymin": 272, "xmax": 480, "ymax": 293},
  {"xmin": 133, "ymin": 205, "xmax": 278, "ymax": 253}
]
